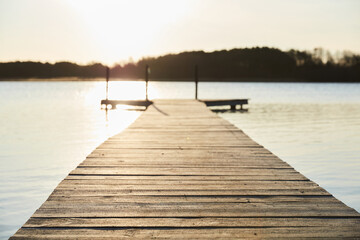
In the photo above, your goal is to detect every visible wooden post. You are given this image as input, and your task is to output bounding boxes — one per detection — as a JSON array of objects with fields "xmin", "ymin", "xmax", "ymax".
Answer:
[
  {"xmin": 195, "ymin": 65, "xmax": 198, "ymax": 100},
  {"xmin": 145, "ymin": 65, "xmax": 149, "ymax": 101},
  {"xmin": 106, "ymin": 66, "xmax": 110, "ymax": 100}
]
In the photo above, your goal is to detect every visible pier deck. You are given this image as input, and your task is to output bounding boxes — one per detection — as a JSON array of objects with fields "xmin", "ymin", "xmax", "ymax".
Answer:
[{"xmin": 12, "ymin": 100, "xmax": 360, "ymax": 239}]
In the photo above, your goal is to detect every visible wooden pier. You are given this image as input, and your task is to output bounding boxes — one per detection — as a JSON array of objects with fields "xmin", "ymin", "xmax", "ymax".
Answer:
[
  {"xmin": 101, "ymin": 99, "xmax": 248, "ymax": 110},
  {"xmin": 12, "ymin": 100, "xmax": 360, "ymax": 239}
]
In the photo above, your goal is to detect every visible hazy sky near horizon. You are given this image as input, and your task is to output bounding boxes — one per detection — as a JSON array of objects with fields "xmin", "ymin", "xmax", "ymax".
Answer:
[{"xmin": 0, "ymin": 0, "xmax": 359, "ymax": 65}]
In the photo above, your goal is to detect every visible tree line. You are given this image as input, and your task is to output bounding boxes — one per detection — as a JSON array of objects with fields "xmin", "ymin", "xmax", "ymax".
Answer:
[{"xmin": 1, "ymin": 47, "xmax": 359, "ymax": 82}]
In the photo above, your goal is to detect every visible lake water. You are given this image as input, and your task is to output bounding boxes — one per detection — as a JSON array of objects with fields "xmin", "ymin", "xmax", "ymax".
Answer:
[{"xmin": 1, "ymin": 80, "xmax": 360, "ymax": 239}]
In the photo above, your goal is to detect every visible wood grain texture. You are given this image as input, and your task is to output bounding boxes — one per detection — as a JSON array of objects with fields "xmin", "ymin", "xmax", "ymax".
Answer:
[{"xmin": 11, "ymin": 100, "xmax": 360, "ymax": 239}]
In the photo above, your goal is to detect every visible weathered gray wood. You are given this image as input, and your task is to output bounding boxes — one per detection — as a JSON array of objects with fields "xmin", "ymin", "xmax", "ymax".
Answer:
[
  {"xmin": 50, "ymin": 189, "xmax": 331, "ymax": 196},
  {"xmin": 46, "ymin": 195, "xmax": 342, "ymax": 204},
  {"xmin": 11, "ymin": 100, "xmax": 360, "ymax": 239},
  {"xmin": 66, "ymin": 174, "xmax": 309, "ymax": 181},
  {"xmin": 32, "ymin": 208, "xmax": 358, "ymax": 218},
  {"xmin": 79, "ymin": 162, "xmax": 292, "ymax": 168},
  {"xmin": 24, "ymin": 217, "xmax": 360, "ymax": 228},
  {"xmin": 39, "ymin": 201, "xmax": 350, "ymax": 211},
  {"xmin": 56, "ymin": 180, "xmax": 321, "ymax": 190},
  {"xmin": 58, "ymin": 179, "xmax": 316, "ymax": 186},
  {"xmin": 11, "ymin": 227, "xmax": 360, "ymax": 239},
  {"xmin": 70, "ymin": 168, "xmax": 299, "ymax": 176}
]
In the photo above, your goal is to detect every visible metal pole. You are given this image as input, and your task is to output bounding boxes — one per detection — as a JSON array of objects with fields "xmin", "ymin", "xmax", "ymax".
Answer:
[
  {"xmin": 106, "ymin": 66, "xmax": 110, "ymax": 100},
  {"xmin": 195, "ymin": 65, "xmax": 198, "ymax": 100},
  {"xmin": 145, "ymin": 65, "xmax": 149, "ymax": 101}
]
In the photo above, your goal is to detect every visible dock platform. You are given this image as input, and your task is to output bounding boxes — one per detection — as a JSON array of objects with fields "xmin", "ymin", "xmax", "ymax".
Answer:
[
  {"xmin": 11, "ymin": 100, "xmax": 360, "ymax": 239},
  {"xmin": 201, "ymin": 99, "xmax": 248, "ymax": 110},
  {"xmin": 100, "ymin": 99, "xmax": 248, "ymax": 111},
  {"xmin": 101, "ymin": 99, "xmax": 153, "ymax": 109}
]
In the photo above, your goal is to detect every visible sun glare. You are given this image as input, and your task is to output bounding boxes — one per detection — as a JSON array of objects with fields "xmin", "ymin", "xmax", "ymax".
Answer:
[{"xmin": 65, "ymin": 0, "xmax": 191, "ymax": 64}]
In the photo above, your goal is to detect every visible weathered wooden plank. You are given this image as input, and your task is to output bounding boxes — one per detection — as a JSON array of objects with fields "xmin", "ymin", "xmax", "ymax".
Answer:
[
  {"xmin": 99, "ymin": 143, "xmax": 262, "ymax": 148},
  {"xmin": 40, "ymin": 201, "xmax": 348, "ymax": 210},
  {"xmin": 88, "ymin": 150, "xmax": 274, "ymax": 155},
  {"xmin": 79, "ymin": 162, "xmax": 292, "ymax": 168},
  {"xmin": 11, "ymin": 227, "xmax": 360, "ymax": 239},
  {"xmin": 84, "ymin": 156, "xmax": 284, "ymax": 162},
  {"xmin": 88, "ymin": 151, "xmax": 275, "ymax": 158},
  {"xmin": 56, "ymin": 182, "xmax": 321, "ymax": 190},
  {"xmin": 72, "ymin": 166, "xmax": 297, "ymax": 172},
  {"xmin": 66, "ymin": 174, "xmax": 309, "ymax": 181},
  {"xmin": 24, "ymin": 217, "xmax": 360, "ymax": 228},
  {"xmin": 119, "ymin": 128, "xmax": 245, "ymax": 132},
  {"xmin": 81, "ymin": 158, "xmax": 288, "ymax": 166},
  {"xmin": 44, "ymin": 195, "xmax": 342, "ymax": 206},
  {"xmin": 46, "ymin": 195, "xmax": 342, "ymax": 204},
  {"xmin": 110, "ymin": 139, "xmax": 258, "ymax": 144},
  {"xmin": 55, "ymin": 185, "xmax": 321, "ymax": 191},
  {"xmin": 33, "ymin": 208, "xmax": 358, "ymax": 218},
  {"xmin": 50, "ymin": 189, "xmax": 331, "ymax": 196},
  {"xmin": 69, "ymin": 168, "xmax": 299, "ymax": 176},
  {"xmin": 86, "ymin": 154, "xmax": 276, "ymax": 159},
  {"xmin": 58, "ymin": 180, "xmax": 315, "ymax": 186}
]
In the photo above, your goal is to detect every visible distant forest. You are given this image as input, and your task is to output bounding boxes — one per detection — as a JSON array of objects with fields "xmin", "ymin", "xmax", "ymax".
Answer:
[{"xmin": 1, "ymin": 47, "xmax": 359, "ymax": 82}]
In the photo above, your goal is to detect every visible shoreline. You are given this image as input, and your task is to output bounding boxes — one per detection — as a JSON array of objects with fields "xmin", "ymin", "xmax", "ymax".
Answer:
[{"xmin": 1, "ymin": 77, "xmax": 360, "ymax": 83}]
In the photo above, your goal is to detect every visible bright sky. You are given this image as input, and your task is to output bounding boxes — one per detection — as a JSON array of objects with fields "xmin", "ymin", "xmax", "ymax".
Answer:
[{"xmin": 0, "ymin": 0, "xmax": 359, "ymax": 65}]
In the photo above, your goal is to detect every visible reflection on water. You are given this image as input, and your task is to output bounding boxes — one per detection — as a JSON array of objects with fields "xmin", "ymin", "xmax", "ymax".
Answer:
[
  {"xmin": 219, "ymin": 103, "xmax": 360, "ymax": 212},
  {"xmin": 0, "ymin": 80, "xmax": 359, "ymax": 239},
  {"xmin": 0, "ymin": 81, "xmax": 141, "ymax": 239}
]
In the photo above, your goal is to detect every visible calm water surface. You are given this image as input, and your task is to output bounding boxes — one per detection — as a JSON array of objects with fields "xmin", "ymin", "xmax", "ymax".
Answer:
[{"xmin": 0, "ymin": 80, "xmax": 359, "ymax": 239}]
